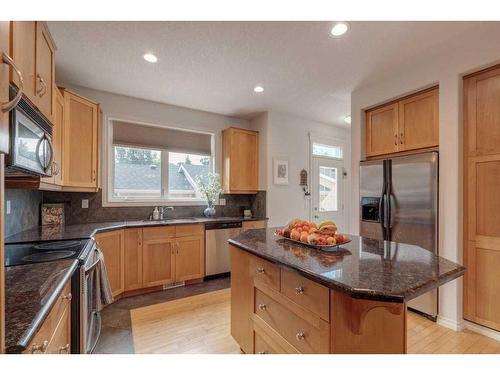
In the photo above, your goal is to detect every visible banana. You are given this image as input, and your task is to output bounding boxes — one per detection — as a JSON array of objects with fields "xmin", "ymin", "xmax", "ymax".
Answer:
[{"xmin": 319, "ymin": 220, "xmax": 336, "ymax": 229}]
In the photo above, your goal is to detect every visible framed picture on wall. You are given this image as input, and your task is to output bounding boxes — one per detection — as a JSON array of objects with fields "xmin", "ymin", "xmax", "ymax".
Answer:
[{"xmin": 273, "ymin": 158, "xmax": 289, "ymax": 185}]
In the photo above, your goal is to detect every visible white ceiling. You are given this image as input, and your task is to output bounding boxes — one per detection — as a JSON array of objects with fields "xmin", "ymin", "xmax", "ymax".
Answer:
[{"xmin": 48, "ymin": 21, "xmax": 482, "ymax": 126}]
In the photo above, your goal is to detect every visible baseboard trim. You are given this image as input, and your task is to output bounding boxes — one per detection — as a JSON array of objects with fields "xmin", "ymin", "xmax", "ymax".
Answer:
[
  {"xmin": 463, "ymin": 320, "xmax": 500, "ymax": 342},
  {"xmin": 437, "ymin": 316, "xmax": 464, "ymax": 332}
]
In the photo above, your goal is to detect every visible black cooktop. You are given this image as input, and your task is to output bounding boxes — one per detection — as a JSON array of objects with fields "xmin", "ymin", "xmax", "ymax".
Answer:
[{"xmin": 5, "ymin": 239, "xmax": 90, "ymax": 267}]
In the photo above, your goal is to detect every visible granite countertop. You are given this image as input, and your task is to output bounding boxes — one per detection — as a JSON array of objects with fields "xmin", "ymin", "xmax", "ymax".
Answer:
[
  {"xmin": 5, "ymin": 216, "xmax": 268, "ymax": 243},
  {"xmin": 4, "ymin": 258, "xmax": 78, "ymax": 353},
  {"xmin": 228, "ymin": 228, "xmax": 465, "ymax": 303}
]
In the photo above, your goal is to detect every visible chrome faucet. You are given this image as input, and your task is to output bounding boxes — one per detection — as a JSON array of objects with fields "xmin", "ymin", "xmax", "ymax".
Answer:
[{"xmin": 159, "ymin": 206, "xmax": 174, "ymax": 220}]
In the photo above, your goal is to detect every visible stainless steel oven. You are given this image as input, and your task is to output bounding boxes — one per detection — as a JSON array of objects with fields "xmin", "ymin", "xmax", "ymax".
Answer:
[
  {"xmin": 76, "ymin": 241, "xmax": 102, "ymax": 354},
  {"xmin": 6, "ymin": 85, "xmax": 54, "ymax": 176}
]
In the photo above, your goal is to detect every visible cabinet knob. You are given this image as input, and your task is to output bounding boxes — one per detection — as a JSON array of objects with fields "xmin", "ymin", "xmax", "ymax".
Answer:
[
  {"xmin": 59, "ymin": 344, "xmax": 70, "ymax": 354},
  {"xmin": 256, "ymin": 267, "xmax": 265, "ymax": 274},
  {"xmin": 31, "ymin": 340, "xmax": 49, "ymax": 353},
  {"xmin": 258, "ymin": 303, "xmax": 267, "ymax": 311},
  {"xmin": 295, "ymin": 286, "xmax": 305, "ymax": 295},
  {"xmin": 62, "ymin": 293, "xmax": 72, "ymax": 301},
  {"xmin": 295, "ymin": 332, "xmax": 306, "ymax": 341},
  {"xmin": 257, "ymin": 351, "xmax": 267, "ymax": 354}
]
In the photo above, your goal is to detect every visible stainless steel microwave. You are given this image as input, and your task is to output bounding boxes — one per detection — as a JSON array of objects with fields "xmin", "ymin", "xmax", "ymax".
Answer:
[{"xmin": 6, "ymin": 85, "xmax": 54, "ymax": 177}]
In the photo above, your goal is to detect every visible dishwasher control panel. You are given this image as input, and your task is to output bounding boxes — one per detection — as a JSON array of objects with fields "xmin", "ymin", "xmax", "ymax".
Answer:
[{"xmin": 205, "ymin": 221, "xmax": 242, "ymax": 230}]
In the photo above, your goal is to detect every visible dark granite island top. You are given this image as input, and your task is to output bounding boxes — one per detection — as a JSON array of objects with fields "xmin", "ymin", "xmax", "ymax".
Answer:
[
  {"xmin": 4, "ymin": 258, "xmax": 78, "ymax": 353},
  {"xmin": 228, "ymin": 228, "xmax": 465, "ymax": 303}
]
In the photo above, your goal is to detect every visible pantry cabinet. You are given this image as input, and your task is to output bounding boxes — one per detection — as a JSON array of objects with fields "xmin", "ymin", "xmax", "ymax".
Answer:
[
  {"xmin": 365, "ymin": 87, "xmax": 439, "ymax": 158},
  {"xmin": 222, "ymin": 127, "xmax": 259, "ymax": 193},
  {"xmin": 10, "ymin": 21, "xmax": 55, "ymax": 123},
  {"xmin": 61, "ymin": 89, "xmax": 99, "ymax": 190},
  {"xmin": 95, "ymin": 230, "xmax": 124, "ymax": 298}
]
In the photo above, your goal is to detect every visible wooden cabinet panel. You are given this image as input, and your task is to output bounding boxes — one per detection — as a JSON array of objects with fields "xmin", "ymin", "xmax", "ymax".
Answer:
[
  {"xmin": 35, "ymin": 22, "xmax": 55, "ymax": 123},
  {"xmin": 175, "ymin": 235, "xmax": 204, "ymax": 282},
  {"xmin": 62, "ymin": 89, "xmax": 99, "ymax": 188},
  {"xmin": 41, "ymin": 88, "xmax": 64, "ymax": 185},
  {"xmin": 242, "ymin": 220, "xmax": 267, "ymax": 231},
  {"xmin": 365, "ymin": 103, "xmax": 399, "ymax": 157},
  {"xmin": 222, "ymin": 127, "xmax": 259, "ymax": 193},
  {"xmin": 0, "ymin": 21, "xmax": 10, "ymax": 154},
  {"xmin": 45, "ymin": 306, "xmax": 71, "ymax": 354},
  {"xmin": 95, "ymin": 230, "xmax": 124, "ymax": 297},
  {"xmin": 398, "ymin": 88, "xmax": 438, "ymax": 151},
  {"xmin": 124, "ymin": 228, "xmax": 143, "ymax": 292},
  {"xmin": 250, "ymin": 256, "xmax": 280, "ymax": 291},
  {"xmin": 175, "ymin": 224, "xmax": 204, "ymax": 237},
  {"xmin": 142, "ymin": 225, "xmax": 175, "ymax": 240},
  {"xmin": 464, "ymin": 66, "xmax": 500, "ymax": 332},
  {"xmin": 10, "ymin": 22, "xmax": 36, "ymax": 105},
  {"xmin": 142, "ymin": 239, "xmax": 175, "ymax": 287}
]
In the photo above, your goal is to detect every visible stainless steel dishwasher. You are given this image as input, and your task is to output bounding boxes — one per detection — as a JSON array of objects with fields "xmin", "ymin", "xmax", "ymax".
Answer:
[{"xmin": 205, "ymin": 221, "xmax": 242, "ymax": 277}]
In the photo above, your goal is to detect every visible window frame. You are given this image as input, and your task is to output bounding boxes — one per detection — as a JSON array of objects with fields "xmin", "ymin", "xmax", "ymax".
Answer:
[{"xmin": 103, "ymin": 116, "xmax": 216, "ymax": 207}]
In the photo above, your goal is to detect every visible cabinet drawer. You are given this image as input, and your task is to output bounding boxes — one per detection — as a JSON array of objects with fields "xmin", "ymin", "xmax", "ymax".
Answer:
[
  {"xmin": 250, "ymin": 256, "xmax": 280, "ymax": 291},
  {"xmin": 142, "ymin": 226, "xmax": 176, "ymax": 240},
  {"xmin": 281, "ymin": 269, "xmax": 330, "ymax": 321},
  {"xmin": 46, "ymin": 305, "xmax": 71, "ymax": 354},
  {"xmin": 254, "ymin": 288, "xmax": 325, "ymax": 354},
  {"xmin": 175, "ymin": 224, "xmax": 204, "ymax": 237},
  {"xmin": 254, "ymin": 330, "xmax": 284, "ymax": 354}
]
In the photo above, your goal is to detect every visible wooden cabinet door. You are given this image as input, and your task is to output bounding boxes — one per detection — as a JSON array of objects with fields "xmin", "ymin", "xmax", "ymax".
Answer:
[
  {"xmin": 35, "ymin": 22, "xmax": 55, "ymax": 123},
  {"xmin": 142, "ymin": 239, "xmax": 175, "ymax": 287},
  {"xmin": 62, "ymin": 90, "xmax": 99, "ymax": 188},
  {"xmin": 242, "ymin": 220, "xmax": 267, "ymax": 230},
  {"xmin": 124, "ymin": 228, "xmax": 143, "ymax": 291},
  {"xmin": 464, "ymin": 66, "xmax": 500, "ymax": 331},
  {"xmin": 175, "ymin": 235, "xmax": 204, "ymax": 282},
  {"xmin": 365, "ymin": 103, "xmax": 399, "ymax": 157},
  {"xmin": 95, "ymin": 230, "xmax": 124, "ymax": 298},
  {"xmin": 10, "ymin": 22, "xmax": 37, "ymax": 105},
  {"xmin": 41, "ymin": 88, "xmax": 64, "ymax": 185},
  {"xmin": 223, "ymin": 127, "xmax": 259, "ymax": 193},
  {"xmin": 46, "ymin": 305, "xmax": 71, "ymax": 354},
  {"xmin": 0, "ymin": 21, "xmax": 10, "ymax": 154},
  {"xmin": 398, "ymin": 88, "xmax": 438, "ymax": 151}
]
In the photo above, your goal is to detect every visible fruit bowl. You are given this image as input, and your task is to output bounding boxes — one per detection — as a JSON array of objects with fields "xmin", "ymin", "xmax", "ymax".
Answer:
[{"xmin": 274, "ymin": 232, "xmax": 351, "ymax": 251}]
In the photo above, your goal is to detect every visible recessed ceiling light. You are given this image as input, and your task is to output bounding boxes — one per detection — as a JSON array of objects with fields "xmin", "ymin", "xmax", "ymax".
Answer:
[
  {"xmin": 143, "ymin": 53, "xmax": 158, "ymax": 63},
  {"xmin": 344, "ymin": 115, "xmax": 352, "ymax": 124},
  {"xmin": 331, "ymin": 22, "xmax": 350, "ymax": 37},
  {"xmin": 254, "ymin": 86, "xmax": 264, "ymax": 93}
]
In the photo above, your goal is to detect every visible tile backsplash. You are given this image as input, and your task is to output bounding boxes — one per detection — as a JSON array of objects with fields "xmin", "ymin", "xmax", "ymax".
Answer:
[
  {"xmin": 4, "ymin": 189, "xmax": 43, "ymax": 238},
  {"xmin": 41, "ymin": 189, "xmax": 266, "ymax": 225}
]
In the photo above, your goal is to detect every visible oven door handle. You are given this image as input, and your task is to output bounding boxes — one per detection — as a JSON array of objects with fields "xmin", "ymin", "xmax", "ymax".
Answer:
[{"xmin": 85, "ymin": 257, "xmax": 101, "ymax": 275}]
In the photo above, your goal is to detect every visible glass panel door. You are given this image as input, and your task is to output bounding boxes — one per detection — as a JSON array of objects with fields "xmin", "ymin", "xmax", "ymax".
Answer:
[{"xmin": 312, "ymin": 157, "xmax": 344, "ymax": 229}]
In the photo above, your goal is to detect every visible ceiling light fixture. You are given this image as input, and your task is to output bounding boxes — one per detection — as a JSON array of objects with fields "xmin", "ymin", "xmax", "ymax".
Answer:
[
  {"xmin": 143, "ymin": 53, "xmax": 158, "ymax": 63},
  {"xmin": 254, "ymin": 86, "xmax": 264, "ymax": 93},
  {"xmin": 344, "ymin": 115, "xmax": 352, "ymax": 124},
  {"xmin": 330, "ymin": 22, "xmax": 350, "ymax": 37}
]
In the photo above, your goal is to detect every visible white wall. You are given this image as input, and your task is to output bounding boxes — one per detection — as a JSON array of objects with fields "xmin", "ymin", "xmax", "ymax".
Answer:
[
  {"xmin": 252, "ymin": 111, "xmax": 351, "ymax": 228},
  {"xmin": 350, "ymin": 23, "xmax": 500, "ymax": 329}
]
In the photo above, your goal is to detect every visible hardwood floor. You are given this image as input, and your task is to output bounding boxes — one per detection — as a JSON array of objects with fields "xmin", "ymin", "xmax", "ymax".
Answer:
[{"xmin": 128, "ymin": 286, "xmax": 500, "ymax": 354}]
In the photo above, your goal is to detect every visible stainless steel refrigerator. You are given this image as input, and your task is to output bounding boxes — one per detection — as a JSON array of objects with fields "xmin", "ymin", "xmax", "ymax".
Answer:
[{"xmin": 360, "ymin": 151, "xmax": 438, "ymax": 318}]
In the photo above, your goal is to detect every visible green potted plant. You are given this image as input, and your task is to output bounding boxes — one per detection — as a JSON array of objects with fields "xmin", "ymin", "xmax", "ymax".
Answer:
[{"xmin": 196, "ymin": 172, "xmax": 222, "ymax": 217}]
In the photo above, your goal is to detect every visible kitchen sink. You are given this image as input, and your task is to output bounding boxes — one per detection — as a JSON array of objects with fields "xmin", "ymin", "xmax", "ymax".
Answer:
[{"xmin": 142, "ymin": 217, "xmax": 199, "ymax": 223}]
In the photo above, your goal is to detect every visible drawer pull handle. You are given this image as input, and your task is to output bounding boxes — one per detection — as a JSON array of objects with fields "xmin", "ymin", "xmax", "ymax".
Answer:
[
  {"xmin": 62, "ymin": 293, "xmax": 72, "ymax": 301},
  {"xmin": 296, "ymin": 332, "xmax": 306, "ymax": 341},
  {"xmin": 258, "ymin": 303, "xmax": 267, "ymax": 311},
  {"xmin": 258, "ymin": 351, "xmax": 267, "ymax": 354},
  {"xmin": 256, "ymin": 267, "xmax": 265, "ymax": 274},
  {"xmin": 59, "ymin": 344, "xmax": 70, "ymax": 354},
  {"xmin": 295, "ymin": 286, "xmax": 304, "ymax": 295},
  {"xmin": 31, "ymin": 340, "xmax": 49, "ymax": 353}
]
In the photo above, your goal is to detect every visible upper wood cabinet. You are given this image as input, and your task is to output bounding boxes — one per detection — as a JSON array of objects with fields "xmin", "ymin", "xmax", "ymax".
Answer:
[
  {"xmin": 95, "ymin": 230, "xmax": 124, "ymax": 298},
  {"xmin": 222, "ymin": 127, "xmax": 259, "ymax": 193},
  {"xmin": 365, "ymin": 103, "xmax": 399, "ymax": 157},
  {"xmin": 61, "ymin": 89, "xmax": 99, "ymax": 189},
  {"xmin": 1, "ymin": 21, "xmax": 11, "ymax": 154},
  {"xmin": 365, "ymin": 87, "xmax": 439, "ymax": 158},
  {"xmin": 463, "ymin": 65, "xmax": 500, "ymax": 332},
  {"xmin": 10, "ymin": 21, "xmax": 55, "ymax": 123}
]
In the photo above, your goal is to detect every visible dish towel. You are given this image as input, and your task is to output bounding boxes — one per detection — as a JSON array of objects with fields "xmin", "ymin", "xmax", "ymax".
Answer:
[{"xmin": 94, "ymin": 247, "xmax": 114, "ymax": 311}]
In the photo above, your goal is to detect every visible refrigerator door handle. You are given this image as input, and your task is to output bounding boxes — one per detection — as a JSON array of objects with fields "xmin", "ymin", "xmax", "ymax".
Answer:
[{"xmin": 389, "ymin": 194, "xmax": 396, "ymax": 228}]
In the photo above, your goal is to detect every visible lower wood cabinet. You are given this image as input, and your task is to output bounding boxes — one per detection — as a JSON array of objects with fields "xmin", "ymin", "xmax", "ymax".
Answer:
[
  {"xmin": 95, "ymin": 230, "xmax": 124, "ymax": 298},
  {"xmin": 99, "ymin": 224, "xmax": 205, "ymax": 298},
  {"xmin": 23, "ymin": 280, "xmax": 72, "ymax": 354},
  {"xmin": 242, "ymin": 220, "xmax": 267, "ymax": 231}
]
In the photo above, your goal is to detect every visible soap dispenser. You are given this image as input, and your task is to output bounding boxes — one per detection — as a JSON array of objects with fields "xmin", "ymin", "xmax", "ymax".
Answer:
[{"xmin": 152, "ymin": 207, "xmax": 160, "ymax": 220}]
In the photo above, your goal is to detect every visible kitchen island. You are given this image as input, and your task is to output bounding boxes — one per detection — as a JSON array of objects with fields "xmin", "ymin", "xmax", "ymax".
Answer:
[{"xmin": 228, "ymin": 228, "xmax": 465, "ymax": 354}]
